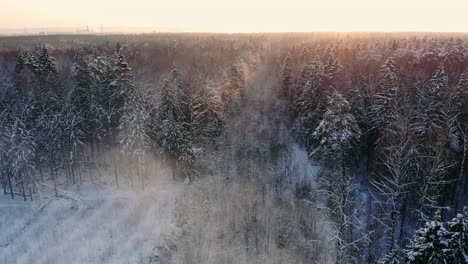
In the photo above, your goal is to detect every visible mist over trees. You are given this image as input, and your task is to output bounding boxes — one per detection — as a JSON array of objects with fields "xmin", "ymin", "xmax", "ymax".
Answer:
[{"xmin": 0, "ymin": 33, "xmax": 467, "ymax": 263}]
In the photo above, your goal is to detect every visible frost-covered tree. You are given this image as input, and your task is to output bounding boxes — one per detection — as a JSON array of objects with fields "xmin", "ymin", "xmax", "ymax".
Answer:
[
  {"xmin": 281, "ymin": 52, "xmax": 293, "ymax": 97},
  {"xmin": 370, "ymin": 57, "xmax": 399, "ymax": 130},
  {"xmin": 323, "ymin": 54, "xmax": 342, "ymax": 88},
  {"xmin": 311, "ymin": 92, "xmax": 365, "ymax": 264},
  {"xmin": 222, "ymin": 63, "xmax": 245, "ymax": 113},
  {"xmin": 119, "ymin": 87, "xmax": 151, "ymax": 189},
  {"xmin": 72, "ymin": 51, "xmax": 102, "ymax": 140},
  {"xmin": 299, "ymin": 47, "xmax": 309, "ymax": 63},
  {"xmin": 405, "ymin": 210, "xmax": 450, "ymax": 264},
  {"xmin": 33, "ymin": 46, "xmax": 61, "ymax": 104},
  {"xmin": 311, "ymin": 91, "xmax": 361, "ymax": 169},
  {"xmin": 2, "ymin": 95, "xmax": 37, "ymax": 200},
  {"xmin": 119, "ymin": 90, "xmax": 151, "ymax": 159},
  {"xmin": 87, "ymin": 53, "xmax": 112, "ymax": 138},
  {"xmin": 107, "ymin": 44, "xmax": 135, "ymax": 129},
  {"xmin": 293, "ymin": 61, "xmax": 326, "ymax": 148},
  {"xmin": 192, "ymin": 81, "xmax": 224, "ymax": 144},
  {"xmin": 416, "ymin": 65, "xmax": 450, "ymax": 138},
  {"xmin": 372, "ymin": 110, "xmax": 419, "ymax": 251},
  {"xmin": 154, "ymin": 65, "xmax": 194, "ymax": 181},
  {"xmin": 445, "ymin": 206, "xmax": 468, "ymax": 263},
  {"xmin": 379, "ymin": 249, "xmax": 400, "ymax": 264}
]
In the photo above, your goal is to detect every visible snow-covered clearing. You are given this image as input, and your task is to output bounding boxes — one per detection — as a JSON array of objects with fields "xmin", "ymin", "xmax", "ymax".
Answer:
[{"xmin": 0, "ymin": 181, "xmax": 182, "ymax": 264}]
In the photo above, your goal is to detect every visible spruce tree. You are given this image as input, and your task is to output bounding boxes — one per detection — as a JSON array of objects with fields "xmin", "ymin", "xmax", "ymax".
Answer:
[
  {"xmin": 192, "ymin": 81, "xmax": 224, "ymax": 144},
  {"xmin": 222, "ymin": 64, "xmax": 245, "ymax": 113},
  {"xmin": 370, "ymin": 57, "xmax": 399, "ymax": 130},
  {"xmin": 294, "ymin": 61, "xmax": 326, "ymax": 149},
  {"xmin": 108, "ymin": 44, "xmax": 134, "ymax": 129},
  {"xmin": 379, "ymin": 249, "xmax": 400, "ymax": 264},
  {"xmin": 311, "ymin": 91, "xmax": 361, "ymax": 168},
  {"xmin": 155, "ymin": 65, "xmax": 194, "ymax": 181},
  {"xmin": 445, "ymin": 206, "xmax": 468, "ymax": 263},
  {"xmin": 405, "ymin": 210, "xmax": 450, "ymax": 264},
  {"xmin": 281, "ymin": 52, "xmax": 293, "ymax": 97}
]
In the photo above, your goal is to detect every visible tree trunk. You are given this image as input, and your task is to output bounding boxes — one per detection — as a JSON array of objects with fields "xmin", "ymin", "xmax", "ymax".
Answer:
[
  {"xmin": 21, "ymin": 173, "xmax": 27, "ymax": 201},
  {"xmin": 7, "ymin": 172, "xmax": 14, "ymax": 199},
  {"xmin": 50, "ymin": 155, "xmax": 58, "ymax": 197},
  {"xmin": 113, "ymin": 151, "xmax": 119, "ymax": 189},
  {"xmin": 454, "ymin": 130, "xmax": 467, "ymax": 211},
  {"xmin": 398, "ymin": 194, "xmax": 408, "ymax": 244}
]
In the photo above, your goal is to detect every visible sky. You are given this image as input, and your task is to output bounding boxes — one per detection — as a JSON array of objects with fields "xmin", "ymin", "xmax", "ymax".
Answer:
[{"xmin": 1, "ymin": 0, "xmax": 467, "ymax": 33}]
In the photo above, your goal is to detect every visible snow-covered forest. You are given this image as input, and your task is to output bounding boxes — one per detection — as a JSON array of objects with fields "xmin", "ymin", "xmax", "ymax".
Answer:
[{"xmin": 0, "ymin": 33, "xmax": 467, "ymax": 264}]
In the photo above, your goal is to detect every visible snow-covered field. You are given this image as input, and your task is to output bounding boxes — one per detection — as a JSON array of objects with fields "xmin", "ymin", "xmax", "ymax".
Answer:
[{"xmin": 0, "ymin": 181, "xmax": 182, "ymax": 264}]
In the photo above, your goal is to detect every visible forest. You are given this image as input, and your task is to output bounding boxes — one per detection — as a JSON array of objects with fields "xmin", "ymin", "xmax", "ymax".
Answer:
[{"xmin": 0, "ymin": 32, "xmax": 467, "ymax": 264}]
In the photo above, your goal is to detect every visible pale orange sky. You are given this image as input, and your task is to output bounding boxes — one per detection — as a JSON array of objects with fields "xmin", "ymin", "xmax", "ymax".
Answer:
[{"xmin": 1, "ymin": 0, "xmax": 467, "ymax": 33}]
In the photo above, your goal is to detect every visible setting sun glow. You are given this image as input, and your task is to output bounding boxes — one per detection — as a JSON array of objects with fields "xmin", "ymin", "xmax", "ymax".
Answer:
[{"xmin": 1, "ymin": 0, "xmax": 468, "ymax": 33}]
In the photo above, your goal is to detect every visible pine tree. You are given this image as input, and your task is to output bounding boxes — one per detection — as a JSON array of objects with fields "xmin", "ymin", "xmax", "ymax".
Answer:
[
  {"xmin": 445, "ymin": 206, "xmax": 468, "ymax": 263},
  {"xmin": 14, "ymin": 54, "xmax": 25, "ymax": 75},
  {"xmin": 72, "ymin": 51, "xmax": 99, "ymax": 139},
  {"xmin": 294, "ymin": 61, "xmax": 326, "ymax": 149},
  {"xmin": 88, "ymin": 53, "xmax": 112, "ymax": 137},
  {"xmin": 323, "ymin": 52, "xmax": 342, "ymax": 88},
  {"xmin": 108, "ymin": 44, "xmax": 134, "ymax": 129},
  {"xmin": 222, "ymin": 64, "xmax": 245, "ymax": 113},
  {"xmin": 34, "ymin": 46, "xmax": 61, "ymax": 103},
  {"xmin": 155, "ymin": 65, "xmax": 194, "ymax": 181},
  {"xmin": 119, "ymin": 89, "xmax": 151, "ymax": 158},
  {"xmin": 119, "ymin": 87, "xmax": 151, "ymax": 189},
  {"xmin": 192, "ymin": 81, "xmax": 224, "ymax": 144},
  {"xmin": 311, "ymin": 91, "xmax": 361, "ymax": 168},
  {"xmin": 370, "ymin": 57, "xmax": 399, "ymax": 130},
  {"xmin": 379, "ymin": 249, "xmax": 400, "ymax": 264},
  {"xmin": 417, "ymin": 65, "xmax": 450, "ymax": 138},
  {"xmin": 281, "ymin": 52, "xmax": 293, "ymax": 97},
  {"xmin": 405, "ymin": 210, "xmax": 450, "ymax": 264},
  {"xmin": 453, "ymin": 71, "xmax": 468, "ymax": 117},
  {"xmin": 299, "ymin": 47, "xmax": 309, "ymax": 63}
]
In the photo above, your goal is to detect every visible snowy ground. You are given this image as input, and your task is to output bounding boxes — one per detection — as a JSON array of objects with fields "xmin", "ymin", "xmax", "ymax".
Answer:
[{"xmin": 0, "ymin": 181, "xmax": 182, "ymax": 264}]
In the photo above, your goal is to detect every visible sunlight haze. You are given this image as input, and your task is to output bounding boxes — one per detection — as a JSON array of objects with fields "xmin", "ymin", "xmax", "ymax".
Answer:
[{"xmin": 1, "ymin": 0, "xmax": 467, "ymax": 33}]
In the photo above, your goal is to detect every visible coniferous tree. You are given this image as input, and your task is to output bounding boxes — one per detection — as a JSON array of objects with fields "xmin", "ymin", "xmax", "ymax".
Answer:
[
  {"xmin": 416, "ymin": 65, "xmax": 450, "ymax": 138},
  {"xmin": 311, "ymin": 91, "xmax": 361, "ymax": 169},
  {"xmin": 222, "ymin": 64, "xmax": 245, "ymax": 113},
  {"xmin": 405, "ymin": 210, "xmax": 450, "ymax": 264},
  {"xmin": 154, "ymin": 65, "xmax": 194, "ymax": 181},
  {"xmin": 34, "ymin": 46, "xmax": 61, "ymax": 104},
  {"xmin": 294, "ymin": 61, "xmax": 326, "ymax": 148},
  {"xmin": 445, "ymin": 206, "xmax": 468, "ymax": 263},
  {"xmin": 299, "ymin": 47, "xmax": 309, "ymax": 63},
  {"xmin": 372, "ymin": 110, "xmax": 420, "ymax": 251},
  {"xmin": 192, "ymin": 81, "xmax": 224, "ymax": 144},
  {"xmin": 370, "ymin": 57, "xmax": 399, "ymax": 130},
  {"xmin": 119, "ymin": 87, "xmax": 151, "ymax": 189},
  {"xmin": 379, "ymin": 249, "xmax": 400, "ymax": 264},
  {"xmin": 281, "ymin": 52, "xmax": 293, "ymax": 97},
  {"xmin": 108, "ymin": 44, "xmax": 134, "ymax": 129}
]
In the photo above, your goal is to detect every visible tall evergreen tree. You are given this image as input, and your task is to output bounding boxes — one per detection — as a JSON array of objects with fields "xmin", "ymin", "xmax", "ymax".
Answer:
[
  {"xmin": 222, "ymin": 64, "xmax": 245, "ymax": 112},
  {"xmin": 192, "ymin": 81, "xmax": 224, "ymax": 144},
  {"xmin": 445, "ymin": 206, "xmax": 468, "ymax": 263},
  {"xmin": 311, "ymin": 91, "xmax": 361, "ymax": 168},
  {"xmin": 405, "ymin": 210, "xmax": 450, "ymax": 264},
  {"xmin": 155, "ymin": 65, "xmax": 194, "ymax": 181},
  {"xmin": 379, "ymin": 249, "xmax": 400, "ymax": 264},
  {"xmin": 281, "ymin": 52, "xmax": 293, "ymax": 97},
  {"xmin": 370, "ymin": 57, "xmax": 399, "ymax": 130}
]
